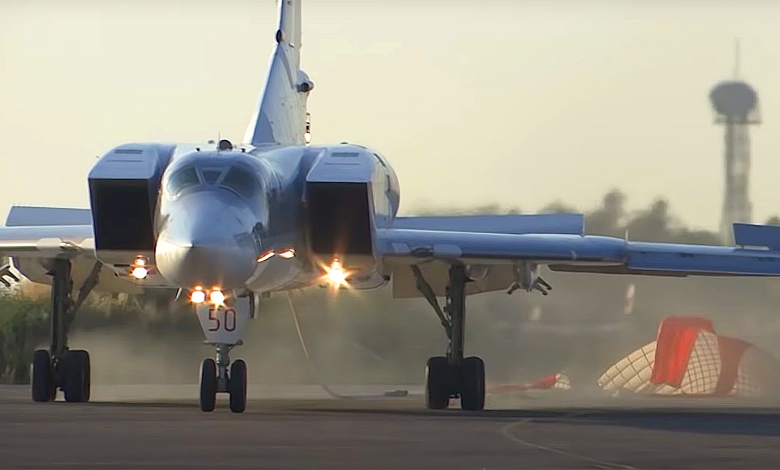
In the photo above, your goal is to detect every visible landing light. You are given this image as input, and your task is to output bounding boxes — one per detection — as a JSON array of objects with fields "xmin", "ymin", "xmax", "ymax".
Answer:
[
  {"xmin": 323, "ymin": 259, "xmax": 349, "ymax": 288},
  {"xmin": 278, "ymin": 248, "xmax": 295, "ymax": 259},
  {"xmin": 130, "ymin": 266, "xmax": 148, "ymax": 280},
  {"xmin": 257, "ymin": 250, "xmax": 275, "ymax": 263},
  {"xmin": 130, "ymin": 256, "xmax": 148, "ymax": 279},
  {"xmin": 209, "ymin": 290, "xmax": 225, "ymax": 305},
  {"xmin": 191, "ymin": 289, "xmax": 206, "ymax": 304}
]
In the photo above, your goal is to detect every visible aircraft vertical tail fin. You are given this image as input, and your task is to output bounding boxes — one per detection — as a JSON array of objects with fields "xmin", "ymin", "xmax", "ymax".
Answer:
[
  {"xmin": 244, "ymin": 0, "xmax": 313, "ymax": 147},
  {"xmin": 278, "ymin": 0, "xmax": 302, "ymax": 62}
]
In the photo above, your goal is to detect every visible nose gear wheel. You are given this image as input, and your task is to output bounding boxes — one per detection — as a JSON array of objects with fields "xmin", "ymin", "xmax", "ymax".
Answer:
[{"xmin": 199, "ymin": 343, "xmax": 247, "ymax": 413}]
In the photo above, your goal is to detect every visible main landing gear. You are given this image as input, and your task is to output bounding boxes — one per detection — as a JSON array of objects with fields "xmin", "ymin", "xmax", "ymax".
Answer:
[
  {"xmin": 31, "ymin": 259, "xmax": 100, "ymax": 403},
  {"xmin": 413, "ymin": 264, "xmax": 485, "ymax": 411}
]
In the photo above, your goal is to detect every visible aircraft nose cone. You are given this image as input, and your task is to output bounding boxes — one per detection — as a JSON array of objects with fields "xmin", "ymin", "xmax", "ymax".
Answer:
[
  {"xmin": 155, "ymin": 195, "xmax": 258, "ymax": 290},
  {"xmin": 157, "ymin": 240, "xmax": 256, "ymax": 290}
]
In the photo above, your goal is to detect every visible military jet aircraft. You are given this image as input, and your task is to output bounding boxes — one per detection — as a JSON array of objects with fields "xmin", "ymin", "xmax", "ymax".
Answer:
[{"xmin": 3, "ymin": 0, "xmax": 780, "ymax": 413}]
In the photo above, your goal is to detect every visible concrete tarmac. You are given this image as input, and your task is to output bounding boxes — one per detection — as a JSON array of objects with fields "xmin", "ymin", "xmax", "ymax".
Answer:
[{"xmin": 1, "ymin": 385, "xmax": 780, "ymax": 469}]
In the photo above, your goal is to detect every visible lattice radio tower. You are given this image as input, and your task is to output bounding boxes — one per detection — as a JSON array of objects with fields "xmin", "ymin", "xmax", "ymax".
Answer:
[{"xmin": 709, "ymin": 40, "xmax": 761, "ymax": 244}]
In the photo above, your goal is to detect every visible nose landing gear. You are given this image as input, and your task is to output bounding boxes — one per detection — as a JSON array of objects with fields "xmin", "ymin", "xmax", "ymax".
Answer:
[
  {"xmin": 199, "ymin": 343, "xmax": 247, "ymax": 413},
  {"xmin": 195, "ymin": 296, "xmax": 252, "ymax": 413}
]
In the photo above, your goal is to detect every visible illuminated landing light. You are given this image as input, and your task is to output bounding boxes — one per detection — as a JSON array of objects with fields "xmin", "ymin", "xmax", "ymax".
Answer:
[
  {"xmin": 257, "ymin": 250, "xmax": 275, "ymax": 263},
  {"xmin": 134, "ymin": 256, "xmax": 146, "ymax": 267},
  {"xmin": 323, "ymin": 259, "xmax": 350, "ymax": 289},
  {"xmin": 191, "ymin": 289, "xmax": 206, "ymax": 304},
  {"xmin": 209, "ymin": 289, "xmax": 225, "ymax": 305},
  {"xmin": 278, "ymin": 248, "xmax": 295, "ymax": 259},
  {"xmin": 130, "ymin": 266, "xmax": 148, "ymax": 280}
]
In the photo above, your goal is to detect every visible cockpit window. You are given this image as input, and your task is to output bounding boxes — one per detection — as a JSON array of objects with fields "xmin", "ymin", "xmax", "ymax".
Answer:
[
  {"xmin": 201, "ymin": 169, "xmax": 222, "ymax": 185},
  {"xmin": 167, "ymin": 166, "xmax": 199, "ymax": 196},
  {"xmin": 221, "ymin": 166, "xmax": 258, "ymax": 199}
]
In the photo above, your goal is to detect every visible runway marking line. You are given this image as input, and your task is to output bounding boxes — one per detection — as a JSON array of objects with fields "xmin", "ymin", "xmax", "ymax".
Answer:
[{"xmin": 499, "ymin": 411, "xmax": 640, "ymax": 470}]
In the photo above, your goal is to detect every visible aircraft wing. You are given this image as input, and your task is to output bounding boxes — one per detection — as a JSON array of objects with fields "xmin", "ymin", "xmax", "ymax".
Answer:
[
  {"xmin": 0, "ymin": 225, "xmax": 94, "ymax": 258},
  {"xmin": 0, "ymin": 207, "xmax": 147, "ymax": 293},
  {"xmin": 1, "ymin": 206, "xmax": 95, "ymax": 258},
  {"xmin": 378, "ymin": 216, "xmax": 780, "ymax": 297}
]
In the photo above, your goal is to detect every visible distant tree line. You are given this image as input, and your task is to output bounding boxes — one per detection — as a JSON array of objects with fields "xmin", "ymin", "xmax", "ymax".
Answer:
[{"xmin": 414, "ymin": 188, "xmax": 780, "ymax": 245}]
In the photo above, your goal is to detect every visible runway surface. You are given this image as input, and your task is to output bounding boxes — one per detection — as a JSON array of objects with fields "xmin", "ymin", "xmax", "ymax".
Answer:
[{"xmin": 1, "ymin": 385, "xmax": 780, "ymax": 469}]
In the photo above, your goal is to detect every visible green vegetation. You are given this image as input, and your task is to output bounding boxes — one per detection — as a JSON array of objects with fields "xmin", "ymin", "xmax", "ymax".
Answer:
[{"xmin": 0, "ymin": 292, "xmax": 48, "ymax": 383}]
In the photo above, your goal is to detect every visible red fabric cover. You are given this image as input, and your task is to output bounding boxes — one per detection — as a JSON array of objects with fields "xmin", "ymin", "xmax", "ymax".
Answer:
[
  {"xmin": 524, "ymin": 373, "xmax": 559, "ymax": 390},
  {"xmin": 651, "ymin": 316, "xmax": 714, "ymax": 387},
  {"xmin": 714, "ymin": 336, "xmax": 751, "ymax": 396}
]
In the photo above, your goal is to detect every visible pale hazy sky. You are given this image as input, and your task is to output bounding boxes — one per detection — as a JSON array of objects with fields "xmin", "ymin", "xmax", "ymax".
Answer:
[{"xmin": 2, "ymin": 0, "xmax": 780, "ymax": 230}]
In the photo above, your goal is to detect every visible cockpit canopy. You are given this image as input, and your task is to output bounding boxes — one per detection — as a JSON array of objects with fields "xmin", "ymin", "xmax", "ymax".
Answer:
[{"xmin": 166, "ymin": 160, "xmax": 260, "ymax": 200}]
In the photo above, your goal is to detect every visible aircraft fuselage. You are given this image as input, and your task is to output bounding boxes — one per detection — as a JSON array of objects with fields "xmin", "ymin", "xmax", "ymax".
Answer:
[{"xmin": 145, "ymin": 142, "xmax": 401, "ymax": 296}]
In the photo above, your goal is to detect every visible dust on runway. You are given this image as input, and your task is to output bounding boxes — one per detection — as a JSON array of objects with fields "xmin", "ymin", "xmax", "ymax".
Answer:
[{"xmin": 1, "ymin": 385, "xmax": 780, "ymax": 469}]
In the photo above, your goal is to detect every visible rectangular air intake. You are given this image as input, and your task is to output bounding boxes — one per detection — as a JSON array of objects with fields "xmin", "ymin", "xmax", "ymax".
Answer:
[
  {"xmin": 89, "ymin": 179, "xmax": 156, "ymax": 251},
  {"xmin": 306, "ymin": 182, "xmax": 372, "ymax": 256}
]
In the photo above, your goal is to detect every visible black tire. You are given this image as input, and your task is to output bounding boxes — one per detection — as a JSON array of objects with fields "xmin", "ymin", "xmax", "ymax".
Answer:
[
  {"xmin": 62, "ymin": 349, "xmax": 89, "ymax": 403},
  {"xmin": 73, "ymin": 350, "xmax": 91, "ymax": 402},
  {"xmin": 31, "ymin": 349, "xmax": 53, "ymax": 403},
  {"xmin": 425, "ymin": 356, "xmax": 451, "ymax": 409},
  {"xmin": 228, "ymin": 359, "xmax": 247, "ymax": 413},
  {"xmin": 199, "ymin": 358, "xmax": 217, "ymax": 412},
  {"xmin": 459, "ymin": 356, "xmax": 485, "ymax": 411}
]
